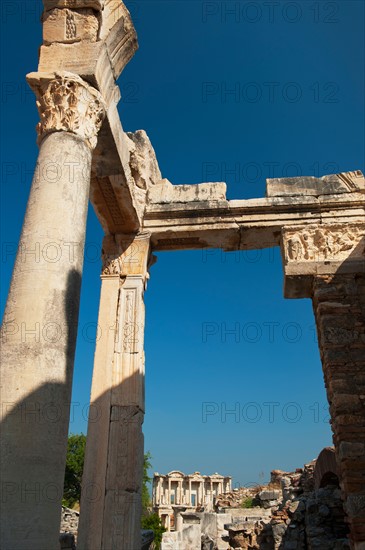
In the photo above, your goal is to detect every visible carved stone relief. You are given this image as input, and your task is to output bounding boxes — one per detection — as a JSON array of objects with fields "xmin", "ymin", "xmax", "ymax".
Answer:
[
  {"xmin": 284, "ymin": 224, "xmax": 364, "ymax": 263},
  {"xmin": 27, "ymin": 72, "xmax": 105, "ymax": 149}
]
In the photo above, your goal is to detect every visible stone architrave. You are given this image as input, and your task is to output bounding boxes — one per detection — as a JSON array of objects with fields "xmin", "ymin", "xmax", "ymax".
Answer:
[
  {"xmin": 0, "ymin": 72, "xmax": 105, "ymax": 549},
  {"xmin": 281, "ymin": 222, "xmax": 365, "ymax": 549},
  {"xmin": 78, "ymin": 232, "xmax": 153, "ymax": 550}
]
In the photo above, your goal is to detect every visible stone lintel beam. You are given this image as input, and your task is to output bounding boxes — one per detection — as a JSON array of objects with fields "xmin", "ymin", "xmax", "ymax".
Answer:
[
  {"xmin": 281, "ymin": 222, "xmax": 365, "ymax": 299},
  {"xmin": 144, "ymin": 188, "xmax": 364, "ymax": 252},
  {"xmin": 91, "ymin": 130, "xmax": 162, "ymax": 233}
]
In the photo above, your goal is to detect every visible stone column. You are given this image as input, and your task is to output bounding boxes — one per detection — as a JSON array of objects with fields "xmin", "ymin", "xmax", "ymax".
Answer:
[
  {"xmin": 78, "ymin": 232, "xmax": 153, "ymax": 550},
  {"xmin": 0, "ymin": 72, "xmax": 104, "ymax": 550},
  {"xmin": 281, "ymin": 222, "xmax": 365, "ymax": 549},
  {"xmin": 189, "ymin": 479, "xmax": 192, "ymax": 506},
  {"xmin": 168, "ymin": 478, "xmax": 172, "ymax": 505},
  {"xmin": 155, "ymin": 478, "xmax": 160, "ymax": 506},
  {"xmin": 176, "ymin": 510, "xmax": 184, "ymax": 531},
  {"xmin": 179, "ymin": 480, "xmax": 183, "ymax": 504}
]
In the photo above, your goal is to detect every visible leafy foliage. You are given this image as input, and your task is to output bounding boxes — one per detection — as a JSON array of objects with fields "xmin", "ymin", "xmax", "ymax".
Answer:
[
  {"xmin": 63, "ymin": 433, "xmax": 86, "ymax": 508},
  {"xmin": 63, "ymin": 434, "xmax": 154, "ymax": 514},
  {"xmin": 142, "ymin": 451, "xmax": 152, "ymax": 512},
  {"xmin": 141, "ymin": 513, "xmax": 166, "ymax": 549},
  {"xmin": 141, "ymin": 452, "xmax": 166, "ymax": 549},
  {"xmin": 241, "ymin": 496, "xmax": 254, "ymax": 508}
]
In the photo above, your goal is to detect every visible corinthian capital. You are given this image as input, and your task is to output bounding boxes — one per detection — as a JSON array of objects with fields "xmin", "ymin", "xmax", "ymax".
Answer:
[
  {"xmin": 101, "ymin": 232, "xmax": 154, "ymax": 280},
  {"xmin": 26, "ymin": 71, "xmax": 105, "ymax": 149}
]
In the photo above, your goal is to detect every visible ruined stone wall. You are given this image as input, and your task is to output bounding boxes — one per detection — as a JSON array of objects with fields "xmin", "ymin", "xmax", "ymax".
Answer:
[
  {"xmin": 312, "ymin": 274, "xmax": 365, "ymax": 547},
  {"xmin": 223, "ymin": 457, "xmax": 350, "ymax": 550},
  {"xmin": 59, "ymin": 507, "xmax": 78, "ymax": 549}
]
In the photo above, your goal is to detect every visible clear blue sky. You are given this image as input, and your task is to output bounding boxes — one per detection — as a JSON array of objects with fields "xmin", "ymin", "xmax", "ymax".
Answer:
[{"xmin": 1, "ymin": 1, "xmax": 364, "ymax": 488}]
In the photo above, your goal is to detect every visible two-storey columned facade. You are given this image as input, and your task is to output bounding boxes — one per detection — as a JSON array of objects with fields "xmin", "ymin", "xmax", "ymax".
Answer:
[{"xmin": 152, "ymin": 471, "xmax": 232, "ymax": 530}]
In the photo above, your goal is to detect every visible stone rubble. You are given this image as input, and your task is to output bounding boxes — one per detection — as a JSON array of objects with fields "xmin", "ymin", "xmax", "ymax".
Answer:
[
  {"xmin": 59, "ymin": 451, "xmax": 351, "ymax": 550},
  {"xmin": 220, "ymin": 456, "xmax": 350, "ymax": 550}
]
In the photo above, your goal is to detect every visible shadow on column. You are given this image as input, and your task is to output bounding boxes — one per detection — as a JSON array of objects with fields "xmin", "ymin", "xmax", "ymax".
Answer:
[{"xmin": 0, "ymin": 269, "xmax": 83, "ymax": 550}]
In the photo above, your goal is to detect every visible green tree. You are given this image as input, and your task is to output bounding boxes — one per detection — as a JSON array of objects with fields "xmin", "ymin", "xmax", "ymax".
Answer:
[
  {"xmin": 63, "ymin": 434, "xmax": 155, "ymax": 520},
  {"xmin": 63, "ymin": 433, "xmax": 86, "ymax": 508},
  {"xmin": 141, "ymin": 513, "xmax": 166, "ymax": 550},
  {"xmin": 142, "ymin": 451, "xmax": 152, "ymax": 512},
  {"xmin": 141, "ymin": 452, "xmax": 166, "ymax": 549}
]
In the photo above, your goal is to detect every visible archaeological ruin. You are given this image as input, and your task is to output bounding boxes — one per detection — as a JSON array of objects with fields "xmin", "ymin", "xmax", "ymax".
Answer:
[
  {"xmin": 153, "ymin": 471, "xmax": 232, "ymax": 529},
  {"xmin": 0, "ymin": 1, "xmax": 364, "ymax": 549}
]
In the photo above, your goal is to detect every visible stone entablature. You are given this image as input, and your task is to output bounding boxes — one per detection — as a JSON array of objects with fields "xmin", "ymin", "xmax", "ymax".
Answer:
[{"xmin": 153, "ymin": 471, "xmax": 231, "ymax": 529}]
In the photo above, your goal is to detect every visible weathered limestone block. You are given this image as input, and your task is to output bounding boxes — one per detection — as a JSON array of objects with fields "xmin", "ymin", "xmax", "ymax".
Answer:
[
  {"xmin": 39, "ymin": 1, "xmax": 137, "ymax": 99},
  {"xmin": 259, "ymin": 490, "xmax": 281, "ymax": 501},
  {"xmin": 148, "ymin": 178, "xmax": 227, "ymax": 204},
  {"xmin": 199, "ymin": 512, "xmax": 231, "ymax": 550},
  {"xmin": 161, "ymin": 524, "xmax": 201, "ymax": 550},
  {"xmin": 100, "ymin": 0, "xmax": 139, "ymax": 79},
  {"xmin": 267, "ymin": 170, "xmax": 365, "ymax": 197},
  {"xmin": 126, "ymin": 130, "xmax": 162, "ymax": 190},
  {"xmin": 43, "ymin": 8, "xmax": 100, "ymax": 45}
]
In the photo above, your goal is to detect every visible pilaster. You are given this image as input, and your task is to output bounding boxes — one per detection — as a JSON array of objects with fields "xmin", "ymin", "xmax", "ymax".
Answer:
[
  {"xmin": 281, "ymin": 222, "xmax": 365, "ymax": 548},
  {"xmin": 78, "ymin": 232, "xmax": 154, "ymax": 550}
]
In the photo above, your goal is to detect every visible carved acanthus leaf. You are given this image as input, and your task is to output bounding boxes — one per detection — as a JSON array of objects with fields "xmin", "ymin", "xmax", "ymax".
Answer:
[
  {"xmin": 101, "ymin": 254, "xmax": 122, "ymax": 276},
  {"xmin": 27, "ymin": 71, "xmax": 105, "ymax": 149}
]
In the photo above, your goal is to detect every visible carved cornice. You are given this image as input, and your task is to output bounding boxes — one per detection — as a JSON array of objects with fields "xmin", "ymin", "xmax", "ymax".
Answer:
[{"xmin": 26, "ymin": 71, "xmax": 105, "ymax": 149}]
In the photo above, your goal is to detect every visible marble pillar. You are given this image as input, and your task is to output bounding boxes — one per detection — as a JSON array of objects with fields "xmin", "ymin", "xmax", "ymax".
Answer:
[{"xmin": 0, "ymin": 72, "xmax": 104, "ymax": 550}]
